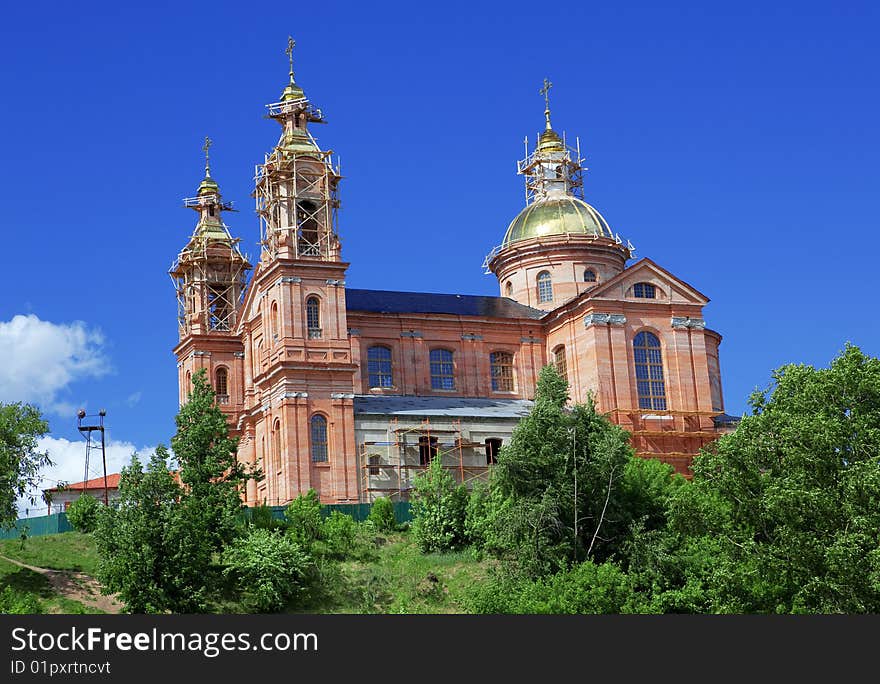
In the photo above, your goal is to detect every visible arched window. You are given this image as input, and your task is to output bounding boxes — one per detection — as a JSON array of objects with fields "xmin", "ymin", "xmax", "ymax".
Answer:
[
  {"xmin": 185, "ymin": 370, "xmax": 192, "ymax": 396},
  {"xmin": 310, "ymin": 414, "xmax": 328, "ymax": 462},
  {"xmin": 430, "ymin": 349, "xmax": 455, "ymax": 390},
  {"xmin": 505, "ymin": 281, "xmax": 513, "ymax": 297},
  {"xmin": 490, "ymin": 351, "xmax": 514, "ymax": 392},
  {"xmin": 634, "ymin": 331, "xmax": 667, "ymax": 410},
  {"xmin": 553, "ymin": 345, "xmax": 567, "ymax": 381},
  {"xmin": 215, "ymin": 367, "xmax": 229, "ymax": 404},
  {"xmin": 306, "ymin": 296, "xmax": 321, "ymax": 338},
  {"xmin": 537, "ymin": 271, "xmax": 553, "ymax": 303},
  {"xmin": 272, "ymin": 419, "xmax": 282, "ymax": 472},
  {"xmin": 271, "ymin": 301, "xmax": 279, "ymax": 339},
  {"xmin": 633, "ymin": 282, "xmax": 657, "ymax": 299},
  {"xmin": 583, "ymin": 269, "xmax": 597, "ymax": 283},
  {"xmin": 367, "ymin": 345, "xmax": 393, "ymax": 388}
]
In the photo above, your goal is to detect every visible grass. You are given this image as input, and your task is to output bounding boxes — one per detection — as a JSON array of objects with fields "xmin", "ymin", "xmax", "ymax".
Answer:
[
  {"xmin": 0, "ymin": 557, "xmax": 99, "ymax": 614},
  {"xmin": 0, "ymin": 532, "xmax": 100, "ymax": 575},
  {"xmin": 325, "ymin": 532, "xmax": 493, "ymax": 614},
  {"xmin": 0, "ymin": 528, "xmax": 492, "ymax": 614}
]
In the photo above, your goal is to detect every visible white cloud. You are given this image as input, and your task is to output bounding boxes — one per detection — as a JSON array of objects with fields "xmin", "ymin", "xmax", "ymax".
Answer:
[
  {"xmin": 16, "ymin": 436, "xmax": 162, "ymax": 518},
  {"xmin": 0, "ymin": 314, "xmax": 110, "ymax": 413},
  {"xmin": 125, "ymin": 391, "xmax": 142, "ymax": 407}
]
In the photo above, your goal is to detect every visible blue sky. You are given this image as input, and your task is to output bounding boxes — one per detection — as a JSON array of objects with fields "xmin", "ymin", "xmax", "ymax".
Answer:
[{"xmin": 1, "ymin": 1, "xmax": 878, "ymax": 500}]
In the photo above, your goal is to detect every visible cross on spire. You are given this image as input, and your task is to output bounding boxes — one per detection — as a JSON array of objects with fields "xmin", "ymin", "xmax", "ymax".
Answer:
[
  {"xmin": 203, "ymin": 136, "xmax": 212, "ymax": 177},
  {"xmin": 286, "ymin": 36, "xmax": 296, "ymax": 83},
  {"xmin": 540, "ymin": 77, "xmax": 553, "ymax": 130}
]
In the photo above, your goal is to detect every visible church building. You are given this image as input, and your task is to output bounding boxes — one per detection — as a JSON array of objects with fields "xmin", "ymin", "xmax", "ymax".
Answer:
[{"xmin": 171, "ymin": 41, "xmax": 732, "ymax": 506}]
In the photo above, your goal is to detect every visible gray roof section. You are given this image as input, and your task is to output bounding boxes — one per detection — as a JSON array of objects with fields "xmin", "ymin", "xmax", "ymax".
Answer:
[
  {"xmin": 345, "ymin": 288, "xmax": 546, "ymax": 320},
  {"xmin": 354, "ymin": 395, "xmax": 534, "ymax": 419}
]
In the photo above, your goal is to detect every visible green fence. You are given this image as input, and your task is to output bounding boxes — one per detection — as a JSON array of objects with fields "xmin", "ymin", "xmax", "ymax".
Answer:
[
  {"xmin": 2, "ymin": 502, "xmax": 412, "ymax": 540},
  {"xmin": 254, "ymin": 502, "xmax": 412, "ymax": 524},
  {"xmin": 0, "ymin": 513, "xmax": 73, "ymax": 540}
]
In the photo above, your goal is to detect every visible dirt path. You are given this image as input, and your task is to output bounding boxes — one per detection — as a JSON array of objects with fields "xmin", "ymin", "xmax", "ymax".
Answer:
[{"xmin": 0, "ymin": 554, "xmax": 122, "ymax": 614}]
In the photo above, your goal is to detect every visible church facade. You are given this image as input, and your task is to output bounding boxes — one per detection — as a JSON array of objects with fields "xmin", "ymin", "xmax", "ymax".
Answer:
[{"xmin": 171, "ymin": 46, "xmax": 732, "ymax": 506}]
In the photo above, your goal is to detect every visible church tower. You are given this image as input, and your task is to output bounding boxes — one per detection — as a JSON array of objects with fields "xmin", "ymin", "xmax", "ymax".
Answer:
[
  {"xmin": 487, "ymin": 79, "xmax": 634, "ymax": 311},
  {"xmin": 236, "ymin": 38, "xmax": 358, "ymax": 506},
  {"xmin": 170, "ymin": 141, "xmax": 250, "ymax": 416}
]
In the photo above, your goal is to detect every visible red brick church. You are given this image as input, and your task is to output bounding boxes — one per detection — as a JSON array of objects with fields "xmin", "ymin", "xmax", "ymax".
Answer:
[{"xmin": 171, "ymin": 42, "xmax": 733, "ymax": 506}]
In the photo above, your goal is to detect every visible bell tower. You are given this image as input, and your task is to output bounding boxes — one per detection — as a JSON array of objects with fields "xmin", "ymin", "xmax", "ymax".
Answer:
[
  {"xmin": 171, "ymin": 139, "xmax": 251, "ymax": 414},
  {"xmin": 255, "ymin": 37, "xmax": 342, "ymax": 262},
  {"xmin": 239, "ymin": 38, "xmax": 357, "ymax": 505}
]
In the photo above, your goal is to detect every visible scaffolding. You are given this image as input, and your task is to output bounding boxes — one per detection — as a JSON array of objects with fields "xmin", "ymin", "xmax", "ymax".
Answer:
[
  {"xmin": 169, "ymin": 198, "xmax": 251, "ymax": 336},
  {"xmin": 357, "ymin": 418, "xmax": 493, "ymax": 502},
  {"xmin": 254, "ymin": 96, "xmax": 342, "ymax": 261},
  {"xmin": 607, "ymin": 407, "xmax": 726, "ymax": 468}
]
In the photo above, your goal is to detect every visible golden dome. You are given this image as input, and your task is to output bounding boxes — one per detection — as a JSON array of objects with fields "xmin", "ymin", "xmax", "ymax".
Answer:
[{"xmin": 502, "ymin": 196, "xmax": 613, "ymax": 247}]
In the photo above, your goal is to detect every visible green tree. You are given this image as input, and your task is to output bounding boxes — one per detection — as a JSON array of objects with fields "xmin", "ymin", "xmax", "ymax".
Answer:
[
  {"xmin": 95, "ymin": 369, "xmax": 258, "ymax": 613},
  {"xmin": 639, "ymin": 345, "xmax": 880, "ymax": 613},
  {"xmin": 284, "ymin": 489, "xmax": 323, "ymax": 548},
  {"xmin": 94, "ymin": 449, "xmax": 182, "ymax": 613},
  {"xmin": 66, "ymin": 494, "xmax": 100, "ymax": 533},
  {"xmin": 172, "ymin": 369, "xmax": 252, "ymax": 552},
  {"xmin": 411, "ymin": 453, "xmax": 468, "ymax": 553},
  {"xmin": 485, "ymin": 365, "xmax": 634, "ymax": 576},
  {"xmin": 0, "ymin": 403, "xmax": 51, "ymax": 528}
]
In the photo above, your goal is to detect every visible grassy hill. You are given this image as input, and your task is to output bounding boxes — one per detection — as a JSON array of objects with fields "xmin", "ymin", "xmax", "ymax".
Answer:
[
  {"xmin": 0, "ymin": 532, "xmax": 107, "ymax": 613},
  {"xmin": 0, "ymin": 530, "xmax": 489, "ymax": 614}
]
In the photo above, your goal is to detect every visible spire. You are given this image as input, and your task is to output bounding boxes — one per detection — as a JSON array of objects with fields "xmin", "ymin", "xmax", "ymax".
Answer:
[
  {"xmin": 198, "ymin": 135, "xmax": 220, "ymax": 196},
  {"xmin": 537, "ymin": 77, "xmax": 563, "ymax": 152},
  {"xmin": 515, "ymin": 80, "xmax": 585, "ymax": 204},
  {"xmin": 203, "ymin": 136, "xmax": 213, "ymax": 179},
  {"xmin": 280, "ymin": 35, "xmax": 305, "ymax": 101},
  {"xmin": 540, "ymin": 77, "xmax": 553, "ymax": 131}
]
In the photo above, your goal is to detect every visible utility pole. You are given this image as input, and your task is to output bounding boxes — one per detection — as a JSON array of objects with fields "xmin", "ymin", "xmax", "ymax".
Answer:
[{"xmin": 77, "ymin": 409, "xmax": 108, "ymax": 505}]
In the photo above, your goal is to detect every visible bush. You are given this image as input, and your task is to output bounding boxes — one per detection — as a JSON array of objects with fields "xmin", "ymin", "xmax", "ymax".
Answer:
[
  {"xmin": 411, "ymin": 456, "xmax": 468, "ymax": 553},
  {"xmin": 467, "ymin": 562, "xmax": 646, "ymax": 614},
  {"xmin": 284, "ymin": 490, "xmax": 323, "ymax": 547},
  {"xmin": 250, "ymin": 504, "xmax": 286, "ymax": 531},
  {"xmin": 222, "ymin": 528, "xmax": 310, "ymax": 613},
  {"xmin": 367, "ymin": 497, "xmax": 397, "ymax": 533},
  {"xmin": 321, "ymin": 511, "xmax": 358, "ymax": 559},
  {"xmin": 66, "ymin": 495, "xmax": 100, "ymax": 533},
  {"xmin": 0, "ymin": 586, "xmax": 43, "ymax": 614}
]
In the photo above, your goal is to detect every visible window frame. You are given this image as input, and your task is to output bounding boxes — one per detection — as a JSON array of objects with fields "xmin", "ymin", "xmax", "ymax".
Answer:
[
  {"xmin": 310, "ymin": 414, "xmax": 329, "ymax": 463},
  {"xmin": 490, "ymin": 351, "xmax": 515, "ymax": 392},
  {"xmin": 583, "ymin": 268, "xmax": 597, "ymax": 283},
  {"xmin": 553, "ymin": 345, "xmax": 567, "ymax": 381},
  {"xmin": 633, "ymin": 282, "xmax": 657, "ymax": 299},
  {"xmin": 633, "ymin": 331, "xmax": 667, "ymax": 411},
  {"xmin": 306, "ymin": 296, "xmax": 322, "ymax": 338},
  {"xmin": 429, "ymin": 348, "xmax": 455, "ymax": 391},
  {"xmin": 366, "ymin": 345, "xmax": 394, "ymax": 388},
  {"xmin": 537, "ymin": 271, "xmax": 553, "ymax": 303},
  {"xmin": 214, "ymin": 366, "xmax": 229, "ymax": 404}
]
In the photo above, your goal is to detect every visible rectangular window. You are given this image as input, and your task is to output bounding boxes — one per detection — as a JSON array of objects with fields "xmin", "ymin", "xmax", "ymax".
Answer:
[
  {"xmin": 368, "ymin": 455, "xmax": 381, "ymax": 476},
  {"xmin": 430, "ymin": 350, "xmax": 455, "ymax": 390},
  {"xmin": 485, "ymin": 438, "xmax": 502, "ymax": 465},
  {"xmin": 490, "ymin": 352, "xmax": 515, "ymax": 392},
  {"xmin": 633, "ymin": 282, "xmax": 656, "ymax": 299},
  {"xmin": 419, "ymin": 436, "xmax": 438, "ymax": 465},
  {"xmin": 367, "ymin": 346, "xmax": 393, "ymax": 388}
]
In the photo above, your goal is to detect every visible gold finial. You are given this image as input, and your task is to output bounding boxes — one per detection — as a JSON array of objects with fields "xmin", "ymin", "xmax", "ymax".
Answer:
[
  {"xmin": 202, "ymin": 136, "xmax": 213, "ymax": 177},
  {"xmin": 286, "ymin": 36, "xmax": 296, "ymax": 84},
  {"xmin": 540, "ymin": 77, "xmax": 553, "ymax": 130}
]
